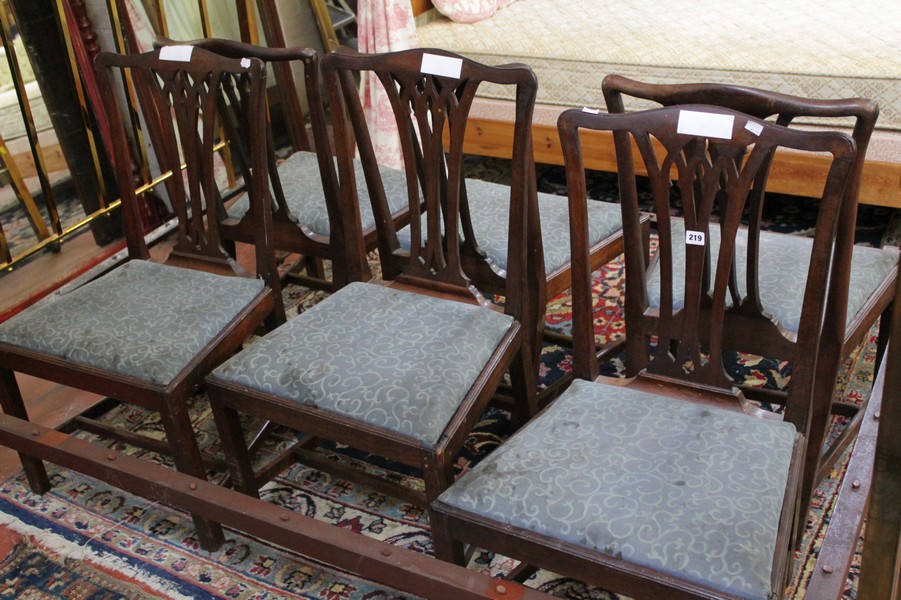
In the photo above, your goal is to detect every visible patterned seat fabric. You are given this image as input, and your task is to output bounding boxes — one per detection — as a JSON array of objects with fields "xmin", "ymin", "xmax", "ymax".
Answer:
[
  {"xmin": 648, "ymin": 220, "xmax": 898, "ymax": 334},
  {"xmin": 210, "ymin": 282, "xmax": 514, "ymax": 444},
  {"xmin": 0, "ymin": 260, "xmax": 265, "ymax": 386},
  {"xmin": 227, "ymin": 151, "xmax": 410, "ymax": 236},
  {"xmin": 437, "ymin": 379, "xmax": 797, "ymax": 600},
  {"xmin": 397, "ymin": 178, "xmax": 623, "ymax": 275}
]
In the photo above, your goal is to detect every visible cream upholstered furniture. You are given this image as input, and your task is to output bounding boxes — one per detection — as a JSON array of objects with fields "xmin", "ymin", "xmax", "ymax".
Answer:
[
  {"xmin": 431, "ymin": 103, "xmax": 859, "ymax": 600},
  {"xmin": 203, "ymin": 47, "xmax": 540, "ymax": 506},
  {"xmin": 416, "ymin": 0, "xmax": 901, "ymax": 208},
  {"xmin": 0, "ymin": 47, "xmax": 283, "ymax": 551},
  {"xmin": 429, "ymin": 0, "xmax": 518, "ymax": 23}
]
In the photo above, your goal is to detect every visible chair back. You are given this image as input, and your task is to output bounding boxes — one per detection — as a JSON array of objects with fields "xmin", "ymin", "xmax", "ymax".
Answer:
[
  {"xmin": 94, "ymin": 46, "xmax": 280, "ymax": 294},
  {"xmin": 602, "ymin": 76, "xmax": 878, "ymax": 375},
  {"xmin": 321, "ymin": 47, "xmax": 540, "ymax": 317},
  {"xmin": 559, "ymin": 105, "xmax": 857, "ymax": 424},
  {"xmin": 158, "ymin": 38, "xmax": 348, "ymax": 242}
]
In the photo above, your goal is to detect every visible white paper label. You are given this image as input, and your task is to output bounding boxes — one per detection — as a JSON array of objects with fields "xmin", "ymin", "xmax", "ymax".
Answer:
[
  {"xmin": 685, "ymin": 230, "xmax": 706, "ymax": 246},
  {"xmin": 744, "ymin": 120, "xmax": 764, "ymax": 136},
  {"xmin": 159, "ymin": 45, "xmax": 194, "ymax": 62},
  {"xmin": 421, "ymin": 53, "xmax": 462, "ymax": 79},
  {"xmin": 581, "ymin": 107, "xmax": 600, "ymax": 114},
  {"xmin": 677, "ymin": 110, "xmax": 734, "ymax": 140},
  {"xmin": 240, "ymin": 57, "xmax": 251, "ymax": 69}
]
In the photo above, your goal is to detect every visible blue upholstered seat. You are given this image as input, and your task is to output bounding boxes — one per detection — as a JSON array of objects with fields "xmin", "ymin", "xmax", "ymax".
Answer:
[
  {"xmin": 210, "ymin": 282, "xmax": 515, "ymax": 444},
  {"xmin": 0, "ymin": 260, "xmax": 265, "ymax": 386},
  {"xmin": 398, "ymin": 178, "xmax": 623, "ymax": 276},
  {"xmin": 436, "ymin": 378, "xmax": 797, "ymax": 600},
  {"xmin": 227, "ymin": 150, "xmax": 410, "ymax": 236},
  {"xmin": 649, "ymin": 221, "xmax": 899, "ymax": 335}
]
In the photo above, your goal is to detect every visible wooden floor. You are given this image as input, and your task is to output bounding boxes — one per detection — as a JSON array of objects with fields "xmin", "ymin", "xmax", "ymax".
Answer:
[{"xmin": 1, "ymin": 229, "xmax": 124, "ymax": 322}]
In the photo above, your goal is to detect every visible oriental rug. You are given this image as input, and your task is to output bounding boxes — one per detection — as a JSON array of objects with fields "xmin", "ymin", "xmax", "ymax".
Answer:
[{"xmin": 0, "ymin": 248, "xmax": 875, "ymax": 599}]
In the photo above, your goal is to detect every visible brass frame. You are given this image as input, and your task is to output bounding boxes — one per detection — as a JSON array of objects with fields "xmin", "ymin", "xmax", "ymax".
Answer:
[{"xmin": 0, "ymin": 0, "xmax": 129, "ymax": 272}]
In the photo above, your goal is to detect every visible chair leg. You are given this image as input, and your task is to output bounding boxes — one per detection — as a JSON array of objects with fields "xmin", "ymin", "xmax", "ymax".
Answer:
[
  {"xmin": 0, "ymin": 369, "xmax": 50, "ymax": 493},
  {"xmin": 208, "ymin": 396, "xmax": 261, "ymax": 499},
  {"xmin": 624, "ymin": 330, "xmax": 648, "ymax": 379},
  {"xmin": 796, "ymin": 330, "xmax": 851, "ymax": 538},
  {"xmin": 797, "ymin": 407, "xmax": 830, "ymax": 537},
  {"xmin": 510, "ymin": 219, "xmax": 544, "ymax": 423},
  {"xmin": 422, "ymin": 450, "xmax": 456, "ymax": 504},
  {"xmin": 290, "ymin": 256, "xmax": 327, "ymax": 282},
  {"xmin": 158, "ymin": 391, "xmax": 225, "ymax": 551},
  {"xmin": 875, "ymin": 303, "xmax": 892, "ymax": 373},
  {"xmin": 508, "ymin": 347, "xmax": 538, "ymax": 430},
  {"xmin": 429, "ymin": 509, "xmax": 467, "ymax": 565}
]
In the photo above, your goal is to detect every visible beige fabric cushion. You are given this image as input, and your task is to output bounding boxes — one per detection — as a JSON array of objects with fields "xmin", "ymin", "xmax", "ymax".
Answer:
[{"xmin": 418, "ymin": 0, "xmax": 901, "ymax": 131}]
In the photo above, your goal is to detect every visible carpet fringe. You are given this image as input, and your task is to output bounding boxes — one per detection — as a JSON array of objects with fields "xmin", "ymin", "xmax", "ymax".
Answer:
[{"xmin": 0, "ymin": 510, "xmax": 195, "ymax": 600}]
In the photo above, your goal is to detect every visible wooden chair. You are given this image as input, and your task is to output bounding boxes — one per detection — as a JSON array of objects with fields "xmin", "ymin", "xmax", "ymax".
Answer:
[
  {"xmin": 0, "ymin": 47, "xmax": 283, "ymax": 551},
  {"xmin": 157, "ymin": 37, "xmax": 413, "ymax": 291},
  {"xmin": 328, "ymin": 45, "xmax": 546, "ymax": 417},
  {"xmin": 202, "ymin": 47, "xmax": 541, "ymax": 506},
  {"xmin": 431, "ymin": 104, "xmax": 859, "ymax": 599},
  {"xmin": 339, "ymin": 46, "xmax": 629, "ymax": 401},
  {"xmin": 602, "ymin": 75, "xmax": 898, "ymax": 519}
]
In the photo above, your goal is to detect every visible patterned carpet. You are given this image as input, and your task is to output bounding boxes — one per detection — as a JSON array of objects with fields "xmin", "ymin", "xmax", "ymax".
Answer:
[
  {"xmin": 0, "ymin": 245, "xmax": 876, "ymax": 598},
  {"xmin": 0, "ymin": 534, "xmax": 175, "ymax": 598}
]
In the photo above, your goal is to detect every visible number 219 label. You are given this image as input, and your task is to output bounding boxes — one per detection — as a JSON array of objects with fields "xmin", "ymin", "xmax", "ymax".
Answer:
[{"xmin": 685, "ymin": 230, "xmax": 706, "ymax": 246}]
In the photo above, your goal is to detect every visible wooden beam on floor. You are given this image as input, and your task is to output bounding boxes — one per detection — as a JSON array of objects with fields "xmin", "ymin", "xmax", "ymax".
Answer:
[
  {"xmin": 858, "ymin": 302, "xmax": 901, "ymax": 598},
  {"xmin": 804, "ymin": 351, "xmax": 886, "ymax": 599},
  {"xmin": 0, "ymin": 414, "xmax": 551, "ymax": 600},
  {"xmin": 0, "ymin": 375, "xmax": 103, "ymax": 482}
]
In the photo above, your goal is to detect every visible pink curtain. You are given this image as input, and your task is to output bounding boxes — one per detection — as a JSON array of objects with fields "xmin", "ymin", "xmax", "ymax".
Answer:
[{"xmin": 357, "ymin": 0, "xmax": 420, "ymax": 169}]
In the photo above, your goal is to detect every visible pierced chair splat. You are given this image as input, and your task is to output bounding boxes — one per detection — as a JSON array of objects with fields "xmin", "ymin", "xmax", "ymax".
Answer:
[
  {"xmin": 156, "ymin": 37, "xmax": 414, "ymax": 292},
  {"xmin": 202, "ymin": 47, "xmax": 540, "ymax": 506},
  {"xmin": 602, "ymin": 74, "xmax": 899, "ymax": 520},
  {"xmin": 371, "ymin": 47, "xmax": 632, "ymax": 404},
  {"xmin": 431, "ymin": 105, "xmax": 859, "ymax": 599},
  {"xmin": 0, "ymin": 47, "xmax": 283, "ymax": 551}
]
